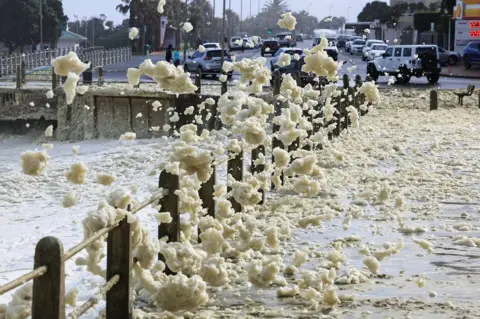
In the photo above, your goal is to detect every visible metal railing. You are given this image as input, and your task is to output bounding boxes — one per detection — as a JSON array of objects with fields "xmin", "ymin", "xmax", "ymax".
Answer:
[{"xmin": 0, "ymin": 47, "xmax": 132, "ymax": 79}]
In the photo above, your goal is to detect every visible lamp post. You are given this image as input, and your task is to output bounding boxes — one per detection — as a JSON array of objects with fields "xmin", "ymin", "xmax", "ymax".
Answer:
[
  {"xmin": 92, "ymin": 17, "xmax": 95, "ymax": 47},
  {"xmin": 213, "ymin": 0, "xmax": 216, "ymax": 41},
  {"xmin": 39, "ymin": 0, "xmax": 43, "ymax": 51}
]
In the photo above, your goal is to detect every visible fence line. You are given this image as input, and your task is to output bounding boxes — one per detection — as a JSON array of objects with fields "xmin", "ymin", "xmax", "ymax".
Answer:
[
  {"xmin": 0, "ymin": 73, "xmax": 371, "ymax": 318},
  {"xmin": 0, "ymin": 47, "xmax": 132, "ymax": 80}
]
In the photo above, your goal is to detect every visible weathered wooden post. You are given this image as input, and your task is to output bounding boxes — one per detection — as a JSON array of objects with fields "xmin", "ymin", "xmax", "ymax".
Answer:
[
  {"xmin": 195, "ymin": 72, "xmax": 202, "ymax": 94},
  {"xmin": 221, "ymin": 71, "xmax": 228, "ymax": 95},
  {"xmin": 51, "ymin": 69, "xmax": 57, "ymax": 90},
  {"xmin": 15, "ymin": 65, "xmax": 21, "ymax": 89},
  {"xmin": 98, "ymin": 67, "xmax": 104, "ymax": 86},
  {"xmin": 430, "ymin": 89, "xmax": 438, "ymax": 110},
  {"xmin": 199, "ymin": 159, "xmax": 216, "ymax": 218},
  {"xmin": 227, "ymin": 151, "xmax": 243, "ymax": 213},
  {"xmin": 32, "ymin": 237, "xmax": 65, "ymax": 319},
  {"xmin": 295, "ymin": 71, "xmax": 301, "ymax": 87},
  {"xmin": 273, "ymin": 70, "xmax": 281, "ymax": 95},
  {"xmin": 251, "ymin": 145, "xmax": 266, "ymax": 204},
  {"xmin": 158, "ymin": 170, "xmax": 179, "ymax": 275},
  {"xmin": 106, "ymin": 215, "xmax": 132, "ymax": 319},
  {"xmin": 21, "ymin": 61, "xmax": 26, "ymax": 84}
]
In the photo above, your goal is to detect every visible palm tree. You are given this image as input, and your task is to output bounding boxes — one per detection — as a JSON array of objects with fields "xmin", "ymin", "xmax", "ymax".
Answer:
[
  {"xmin": 116, "ymin": 0, "xmax": 139, "ymax": 28},
  {"xmin": 262, "ymin": 0, "xmax": 289, "ymax": 33}
]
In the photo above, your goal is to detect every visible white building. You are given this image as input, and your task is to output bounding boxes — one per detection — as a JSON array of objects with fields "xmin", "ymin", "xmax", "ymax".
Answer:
[{"xmin": 56, "ymin": 30, "xmax": 87, "ymax": 50}]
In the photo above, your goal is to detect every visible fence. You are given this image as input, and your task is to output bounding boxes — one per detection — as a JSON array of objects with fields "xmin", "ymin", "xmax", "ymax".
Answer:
[
  {"xmin": 0, "ymin": 73, "xmax": 370, "ymax": 318},
  {"xmin": 0, "ymin": 47, "xmax": 132, "ymax": 79}
]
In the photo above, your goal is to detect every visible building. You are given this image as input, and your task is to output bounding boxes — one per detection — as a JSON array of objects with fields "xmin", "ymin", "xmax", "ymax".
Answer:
[
  {"xmin": 56, "ymin": 30, "xmax": 87, "ymax": 50},
  {"xmin": 453, "ymin": 0, "xmax": 480, "ymax": 55}
]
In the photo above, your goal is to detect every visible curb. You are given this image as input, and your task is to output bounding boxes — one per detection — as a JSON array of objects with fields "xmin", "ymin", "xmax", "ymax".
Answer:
[{"xmin": 440, "ymin": 73, "xmax": 480, "ymax": 80}]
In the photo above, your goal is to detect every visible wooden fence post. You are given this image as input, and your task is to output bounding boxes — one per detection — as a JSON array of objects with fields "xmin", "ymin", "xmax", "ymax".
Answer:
[
  {"xmin": 273, "ymin": 70, "xmax": 281, "ymax": 95},
  {"xmin": 16, "ymin": 65, "xmax": 21, "ymax": 89},
  {"xmin": 199, "ymin": 161, "xmax": 216, "ymax": 218},
  {"xmin": 195, "ymin": 72, "xmax": 202, "ymax": 94},
  {"xmin": 251, "ymin": 145, "xmax": 265, "ymax": 204},
  {"xmin": 32, "ymin": 237, "xmax": 65, "ymax": 319},
  {"xmin": 221, "ymin": 71, "xmax": 228, "ymax": 95},
  {"xmin": 51, "ymin": 69, "xmax": 57, "ymax": 90},
  {"xmin": 430, "ymin": 90, "xmax": 438, "ymax": 110},
  {"xmin": 158, "ymin": 170, "xmax": 179, "ymax": 275},
  {"xmin": 227, "ymin": 151, "xmax": 243, "ymax": 213},
  {"xmin": 106, "ymin": 217, "xmax": 132, "ymax": 319},
  {"xmin": 98, "ymin": 67, "xmax": 104, "ymax": 86},
  {"xmin": 21, "ymin": 61, "xmax": 26, "ymax": 84}
]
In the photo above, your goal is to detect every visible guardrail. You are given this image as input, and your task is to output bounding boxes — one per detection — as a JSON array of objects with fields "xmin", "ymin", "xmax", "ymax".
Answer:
[
  {"xmin": 0, "ymin": 47, "xmax": 132, "ymax": 80},
  {"xmin": 0, "ymin": 73, "xmax": 371, "ymax": 318}
]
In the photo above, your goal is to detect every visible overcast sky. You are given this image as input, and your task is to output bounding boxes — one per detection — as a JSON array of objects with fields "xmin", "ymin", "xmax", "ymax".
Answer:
[{"xmin": 62, "ymin": 0, "xmax": 388, "ymax": 25}]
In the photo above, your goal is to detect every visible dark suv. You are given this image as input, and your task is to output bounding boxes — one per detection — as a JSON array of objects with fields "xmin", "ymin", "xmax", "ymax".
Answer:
[
  {"xmin": 261, "ymin": 40, "xmax": 280, "ymax": 56},
  {"xmin": 463, "ymin": 40, "xmax": 480, "ymax": 69}
]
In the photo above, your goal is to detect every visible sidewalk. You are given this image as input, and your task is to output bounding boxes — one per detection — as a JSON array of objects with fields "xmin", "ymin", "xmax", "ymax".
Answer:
[{"xmin": 441, "ymin": 64, "xmax": 480, "ymax": 79}]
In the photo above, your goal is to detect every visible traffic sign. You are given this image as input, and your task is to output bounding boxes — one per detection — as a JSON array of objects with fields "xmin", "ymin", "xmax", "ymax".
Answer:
[{"xmin": 268, "ymin": 29, "xmax": 272, "ymax": 35}]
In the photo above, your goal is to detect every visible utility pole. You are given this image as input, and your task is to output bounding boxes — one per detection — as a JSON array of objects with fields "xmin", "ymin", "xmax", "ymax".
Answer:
[
  {"xmin": 229, "ymin": 0, "xmax": 231, "ymax": 38},
  {"xmin": 221, "ymin": 0, "xmax": 226, "ymax": 66},
  {"xmin": 240, "ymin": 0, "xmax": 243, "ymax": 32},
  {"xmin": 213, "ymin": 0, "xmax": 216, "ymax": 41},
  {"xmin": 92, "ymin": 18, "xmax": 95, "ymax": 47},
  {"xmin": 250, "ymin": 0, "xmax": 252, "ymax": 18},
  {"xmin": 39, "ymin": 0, "xmax": 43, "ymax": 50},
  {"xmin": 184, "ymin": 0, "xmax": 188, "ymax": 62}
]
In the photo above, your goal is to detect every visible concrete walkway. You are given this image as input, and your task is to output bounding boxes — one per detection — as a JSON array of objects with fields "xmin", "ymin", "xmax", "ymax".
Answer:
[{"xmin": 441, "ymin": 64, "xmax": 480, "ymax": 79}]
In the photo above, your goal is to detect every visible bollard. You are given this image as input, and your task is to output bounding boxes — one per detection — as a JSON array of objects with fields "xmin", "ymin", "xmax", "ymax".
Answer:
[
  {"xmin": 251, "ymin": 145, "xmax": 266, "ymax": 204},
  {"xmin": 195, "ymin": 72, "xmax": 202, "ymax": 94},
  {"xmin": 158, "ymin": 170, "xmax": 179, "ymax": 275},
  {"xmin": 365, "ymin": 74, "xmax": 373, "ymax": 82},
  {"xmin": 430, "ymin": 90, "xmax": 438, "ymax": 110},
  {"xmin": 354, "ymin": 74, "xmax": 363, "ymax": 88},
  {"xmin": 342, "ymin": 74, "xmax": 350, "ymax": 89},
  {"xmin": 273, "ymin": 70, "xmax": 281, "ymax": 95},
  {"xmin": 295, "ymin": 71, "xmax": 301, "ymax": 87},
  {"xmin": 227, "ymin": 151, "xmax": 243, "ymax": 213}
]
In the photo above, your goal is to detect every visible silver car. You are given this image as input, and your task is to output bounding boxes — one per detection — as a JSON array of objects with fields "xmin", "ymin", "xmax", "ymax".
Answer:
[
  {"xmin": 438, "ymin": 47, "xmax": 461, "ymax": 66},
  {"xmin": 270, "ymin": 47, "xmax": 304, "ymax": 71},
  {"xmin": 184, "ymin": 48, "xmax": 233, "ymax": 78}
]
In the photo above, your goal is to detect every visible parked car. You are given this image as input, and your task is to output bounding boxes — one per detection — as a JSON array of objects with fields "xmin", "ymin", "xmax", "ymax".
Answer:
[
  {"xmin": 229, "ymin": 36, "xmax": 242, "ymax": 50},
  {"xmin": 367, "ymin": 44, "xmax": 441, "ymax": 84},
  {"xmin": 242, "ymin": 37, "xmax": 255, "ymax": 49},
  {"xmin": 261, "ymin": 40, "xmax": 280, "ymax": 56},
  {"xmin": 184, "ymin": 48, "xmax": 233, "ymax": 78},
  {"xmin": 295, "ymin": 34, "xmax": 304, "ymax": 42},
  {"xmin": 276, "ymin": 32, "xmax": 296, "ymax": 47},
  {"xmin": 363, "ymin": 43, "xmax": 388, "ymax": 61},
  {"xmin": 350, "ymin": 39, "xmax": 366, "ymax": 55},
  {"xmin": 438, "ymin": 47, "xmax": 461, "ymax": 66},
  {"xmin": 345, "ymin": 36, "xmax": 362, "ymax": 52},
  {"xmin": 202, "ymin": 42, "xmax": 220, "ymax": 49},
  {"xmin": 463, "ymin": 40, "xmax": 480, "ymax": 69},
  {"xmin": 270, "ymin": 47, "xmax": 304, "ymax": 71}
]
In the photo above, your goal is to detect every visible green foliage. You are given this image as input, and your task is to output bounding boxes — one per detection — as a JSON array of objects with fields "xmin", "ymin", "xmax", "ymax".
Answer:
[
  {"xmin": 0, "ymin": 0, "xmax": 66, "ymax": 54},
  {"xmin": 358, "ymin": 1, "xmax": 430, "ymax": 28},
  {"xmin": 318, "ymin": 16, "xmax": 346, "ymax": 30}
]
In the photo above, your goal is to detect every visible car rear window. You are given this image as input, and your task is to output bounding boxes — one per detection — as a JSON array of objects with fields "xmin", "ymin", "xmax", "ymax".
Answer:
[
  {"xmin": 206, "ymin": 50, "xmax": 230, "ymax": 58},
  {"xmin": 264, "ymin": 41, "xmax": 278, "ymax": 45},
  {"xmin": 204, "ymin": 44, "xmax": 217, "ymax": 48},
  {"xmin": 416, "ymin": 46, "xmax": 436, "ymax": 56}
]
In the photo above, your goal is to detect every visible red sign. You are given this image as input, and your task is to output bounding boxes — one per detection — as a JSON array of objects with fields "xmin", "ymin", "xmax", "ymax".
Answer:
[
  {"xmin": 469, "ymin": 30, "xmax": 480, "ymax": 37},
  {"xmin": 470, "ymin": 21, "xmax": 480, "ymax": 28}
]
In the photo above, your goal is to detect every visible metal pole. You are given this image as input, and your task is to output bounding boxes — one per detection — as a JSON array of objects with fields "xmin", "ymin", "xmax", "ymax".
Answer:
[
  {"xmin": 240, "ymin": 0, "xmax": 243, "ymax": 32},
  {"xmin": 213, "ymin": 0, "xmax": 216, "ymax": 41},
  {"xmin": 39, "ymin": 0, "xmax": 43, "ymax": 51},
  {"xmin": 448, "ymin": 18, "xmax": 452, "ymax": 50},
  {"xmin": 250, "ymin": 0, "xmax": 251, "ymax": 18},
  {"xmin": 221, "ymin": 0, "xmax": 226, "ymax": 64},
  {"xmin": 92, "ymin": 18, "xmax": 95, "ymax": 47},
  {"xmin": 184, "ymin": 0, "xmax": 188, "ymax": 63},
  {"xmin": 229, "ymin": 0, "xmax": 231, "ymax": 38}
]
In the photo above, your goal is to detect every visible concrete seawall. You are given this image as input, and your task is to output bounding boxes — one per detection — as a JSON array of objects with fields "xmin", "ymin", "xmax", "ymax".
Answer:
[{"xmin": 0, "ymin": 87, "xmax": 222, "ymax": 141}]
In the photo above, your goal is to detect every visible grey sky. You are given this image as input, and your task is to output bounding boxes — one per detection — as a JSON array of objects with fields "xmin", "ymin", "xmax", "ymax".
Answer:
[{"xmin": 62, "ymin": 0, "xmax": 387, "ymax": 25}]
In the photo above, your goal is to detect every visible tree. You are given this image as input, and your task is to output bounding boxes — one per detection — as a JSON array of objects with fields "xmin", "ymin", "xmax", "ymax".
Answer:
[
  {"xmin": 358, "ymin": 1, "xmax": 393, "ymax": 24},
  {"xmin": 318, "ymin": 16, "xmax": 346, "ymax": 30},
  {"xmin": 0, "ymin": 0, "xmax": 66, "ymax": 54},
  {"xmin": 293, "ymin": 11, "xmax": 319, "ymax": 34},
  {"xmin": 441, "ymin": 0, "xmax": 456, "ymax": 15}
]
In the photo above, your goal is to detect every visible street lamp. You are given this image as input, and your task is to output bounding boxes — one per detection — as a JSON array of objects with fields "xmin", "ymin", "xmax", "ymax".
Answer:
[
  {"xmin": 221, "ymin": 0, "xmax": 226, "ymax": 67},
  {"xmin": 184, "ymin": 0, "xmax": 188, "ymax": 63}
]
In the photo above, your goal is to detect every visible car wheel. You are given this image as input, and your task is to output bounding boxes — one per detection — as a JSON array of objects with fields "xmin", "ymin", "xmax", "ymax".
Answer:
[
  {"xmin": 427, "ymin": 73, "xmax": 439, "ymax": 84},
  {"xmin": 448, "ymin": 55, "xmax": 458, "ymax": 66},
  {"xmin": 367, "ymin": 64, "xmax": 379, "ymax": 82},
  {"xmin": 184, "ymin": 64, "xmax": 189, "ymax": 72},
  {"xmin": 464, "ymin": 57, "xmax": 472, "ymax": 69},
  {"xmin": 398, "ymin": 66, "xmax": 411, "ymax": 84},
  {"xmin": 197, "ymin": 67, "xmax": 206, "ymax": 78}
]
